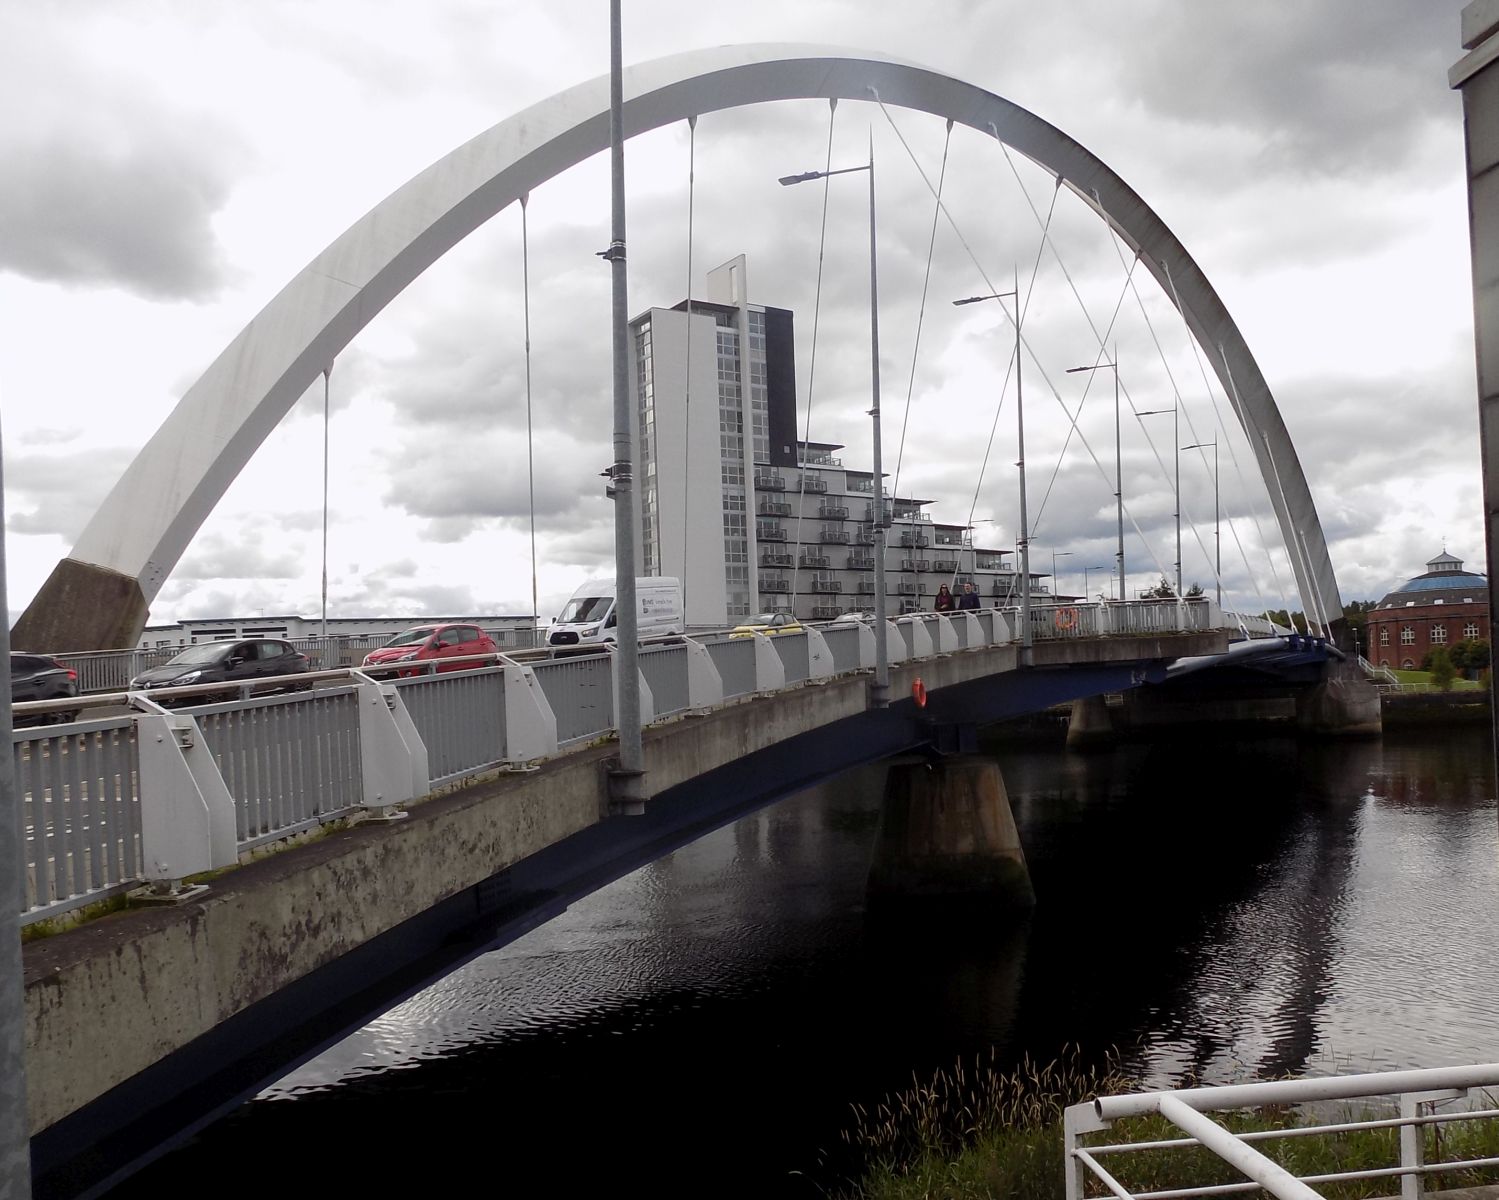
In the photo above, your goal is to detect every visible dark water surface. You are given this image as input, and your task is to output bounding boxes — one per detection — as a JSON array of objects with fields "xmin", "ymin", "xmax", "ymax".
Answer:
[{"xmin": 117, "ymin": 728, "xmax": 1499, "ymax": 1195}]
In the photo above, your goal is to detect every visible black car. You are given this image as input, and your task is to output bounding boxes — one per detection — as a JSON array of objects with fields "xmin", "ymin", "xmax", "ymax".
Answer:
[
  {"xmin": 11, "ymin": 653, "xmax": 80, "ymax": 725},
  {"xmin": 129, "ymin": 638, "xmax": 311, "ymax": 703}
]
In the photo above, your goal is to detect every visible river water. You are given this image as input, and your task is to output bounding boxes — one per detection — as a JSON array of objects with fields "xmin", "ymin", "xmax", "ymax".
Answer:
[{"xmin": 117, "ymin": 726, "xmax": 1498, "ymax": 1196}]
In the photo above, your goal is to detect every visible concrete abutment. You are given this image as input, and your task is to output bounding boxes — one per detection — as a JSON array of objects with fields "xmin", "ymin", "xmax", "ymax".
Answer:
[{"xmin": 867, "ymin": 757, "xmax": 1035, "ymax": 910}]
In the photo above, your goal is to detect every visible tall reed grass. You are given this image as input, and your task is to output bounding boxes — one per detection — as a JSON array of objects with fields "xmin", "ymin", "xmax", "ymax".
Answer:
[{"xmin": 835, "ymin": 1050, "xmax": 1499, "ymax": 1200}]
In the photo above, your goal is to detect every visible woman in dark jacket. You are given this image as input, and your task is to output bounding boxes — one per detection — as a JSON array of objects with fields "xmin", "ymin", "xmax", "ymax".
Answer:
[{"xmin": 934, "ymin": 584, "xmax": 955, "ymax": 612}]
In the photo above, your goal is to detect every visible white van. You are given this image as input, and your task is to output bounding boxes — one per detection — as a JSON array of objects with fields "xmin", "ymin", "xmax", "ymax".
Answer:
[{"xmin": 547, "ymin": 577, "xmax": 683, "ymax": 647}]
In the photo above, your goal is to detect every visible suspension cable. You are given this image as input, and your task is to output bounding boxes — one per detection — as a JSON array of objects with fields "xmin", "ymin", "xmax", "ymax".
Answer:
[
  {"xmin": 892, "ymin": 119, "xmax": 953, "ymax": 502},
  {"xmin": 680, "ymin": 116, "xmax": 697, "ymax": 620},
  {"xmin": 521, "ymin": 193, "xmax": 538, "ymax": 640},
  {"xmin": 952, "ymin": 180, "xmax": 1058, "ymax": 595},
  {"xmin": 874, "ymin": 96, "xmax": 1180, "ymax": 600},
  {"xmin": 788, "ymin": 98, "xmax": 837, "ymax": 611},
  {"xmin": 1160, "ymin": 256, "xmax": 1297, "ymax": 630}
]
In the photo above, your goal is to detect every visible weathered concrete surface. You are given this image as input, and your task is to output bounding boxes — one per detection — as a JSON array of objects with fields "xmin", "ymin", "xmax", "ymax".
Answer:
[
  {"xmin": 868, "ymin": 757, "xmax": 1034, "ymax": 908},
  {"xmin": 1294, "ymin": 676, "xmax": 1382, "ymax": 737},
  {"xmin": 21, "ymin": 627, "xmax": 1222, "ymax": 1136},
  {"xmin": 1066, "ymin": 695, "xmax": 1116, "ymax": 749},
  {"xmin": 11, "ymin": 559, "xmax": 149, "ymax": 652}
]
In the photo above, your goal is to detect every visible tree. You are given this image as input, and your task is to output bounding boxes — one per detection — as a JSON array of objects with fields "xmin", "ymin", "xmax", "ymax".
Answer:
[
  {"xmin": 1428, "ymin": 646, "xmax": 1458, "ymax": 692},
  {"xmin": 1451, "ymin": 638, "xmax": 1490, "ymax": 674}
]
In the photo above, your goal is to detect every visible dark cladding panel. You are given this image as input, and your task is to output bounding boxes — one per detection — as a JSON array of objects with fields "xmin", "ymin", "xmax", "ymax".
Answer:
[{"xmin": 764, "ymin": 306, "xmax": 798, "ymax": 467}]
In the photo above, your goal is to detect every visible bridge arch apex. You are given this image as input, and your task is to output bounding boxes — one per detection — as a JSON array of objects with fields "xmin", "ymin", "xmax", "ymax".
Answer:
[{"xmin": 13, "ymin": 43, "xmax": 1343, "ymax": 652}]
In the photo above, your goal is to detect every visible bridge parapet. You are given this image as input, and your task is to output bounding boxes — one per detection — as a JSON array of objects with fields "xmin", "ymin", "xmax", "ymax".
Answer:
[{"xmin": 12, "ymin": 600, "xmax": 1229, "ymax": 931}]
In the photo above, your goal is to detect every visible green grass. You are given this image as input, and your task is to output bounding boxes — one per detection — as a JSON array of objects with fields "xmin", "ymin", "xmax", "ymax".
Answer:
[
  {"xmin": 1391, "ymin": 668, "xmax": 1486, "ymax": 691},
  {"xmin": 837, "ymin": 1052, "xmax": 1499, "ymax": 1200}
]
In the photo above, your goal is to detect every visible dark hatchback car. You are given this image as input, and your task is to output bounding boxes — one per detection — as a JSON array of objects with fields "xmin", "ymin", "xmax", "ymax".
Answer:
[
  {"xmin": 11, "ymin": 653, "xmax": 79, "ymax": 725},
  {"xmin": 129, "ymin": 638, "xmax": 311, "ymax": 703}
]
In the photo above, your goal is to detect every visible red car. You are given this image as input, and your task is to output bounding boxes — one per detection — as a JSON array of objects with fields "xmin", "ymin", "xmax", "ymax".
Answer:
[{"xmin": 362, "ymin": 623, "xmax": 498, "ymax": 675}]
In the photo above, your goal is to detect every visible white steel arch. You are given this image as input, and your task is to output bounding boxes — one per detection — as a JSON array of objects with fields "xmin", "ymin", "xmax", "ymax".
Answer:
[{"xmin": 33, "ymin": 44, "xmax": 1343, "ymax": 641}]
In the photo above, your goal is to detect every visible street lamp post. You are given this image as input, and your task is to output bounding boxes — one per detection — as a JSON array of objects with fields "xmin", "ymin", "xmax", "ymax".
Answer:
[
  {"xmin": 1138, "ymin": 403, "xmax": 1181, "ymax": 601},
  {"xmin": 780, "ymin": 139, "xmax": 889, "ymax": 706},
  {"xmin": 954, "ymin": 278, "xmax": 1030, "ymax": 661},
  {"xmin": 1051, "ymin": 549, "xmax": 1073, "ymax": 599},
  {"xmin": 1083, "ymin": 565, "xmax": 1106, "ymax": 601},
  {"xmin": 1183, "ymin": 439, "xmax": 1219, "ymax": 604},
  {"xmin": 1066, "ymin": 350, "xmax": 1123, "ymax": 600}
]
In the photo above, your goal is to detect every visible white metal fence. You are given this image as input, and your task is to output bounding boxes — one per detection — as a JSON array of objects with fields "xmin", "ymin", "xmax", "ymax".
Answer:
[
  {"xmin": 1065, "ymin": 1063, "xmax": 1499, "ymax": 1199},
  {"xmin": 14, "ymin": 599, "xmax": 1230, "ymax": 926}
]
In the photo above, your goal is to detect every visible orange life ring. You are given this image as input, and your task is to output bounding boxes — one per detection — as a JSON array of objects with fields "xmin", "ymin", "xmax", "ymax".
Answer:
[
  {"xmin": 1054, "ymin": 606, "xmax": 1078, "ymax": 631},
  {"xmin": 911, "ymin": 677, "xmax": 927, "ymax": 708}
]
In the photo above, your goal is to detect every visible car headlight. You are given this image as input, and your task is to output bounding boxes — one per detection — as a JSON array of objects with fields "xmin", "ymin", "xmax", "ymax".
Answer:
[
  {"xmin": 393, "ymin": 650, "xmax": 420, "ymax": 662},
  {"xmin": 582, "ymin": 625, "xmax": 599, "ymax": 635},
  {"xmin": 169, "ymin": 670, "xmax": 202, "ymax": 685}
]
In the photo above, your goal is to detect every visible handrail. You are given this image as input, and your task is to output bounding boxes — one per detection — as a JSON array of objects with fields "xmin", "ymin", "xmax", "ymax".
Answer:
[{"xmin": 1066, "ymin": 1063, "xmax": 1499, "ymax": 1200}]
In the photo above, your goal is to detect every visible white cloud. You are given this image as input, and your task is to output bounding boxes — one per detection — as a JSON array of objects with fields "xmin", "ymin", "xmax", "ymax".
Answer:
[{"xmin": 0, "ymin": 0, "xmax": 1481, "ymax": 635}]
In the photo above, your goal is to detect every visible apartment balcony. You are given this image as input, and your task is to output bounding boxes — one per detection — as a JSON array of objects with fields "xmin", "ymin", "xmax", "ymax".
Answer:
[
  {"xmin": 757, "ymin": 500, "xmax": 792, "ymax": 517},
  {"xmin": 759, "ymin": 551, "xmax": 793, "ymax": 567},
  {"xmin": 900, "ymin": 559, "xmax": 930, "ymax": 572},
  {"xmin": 798, "ymin": 476, "xmax": 828, "ymax": 494},
  {"xmin": 933, "ymin": 535, "xmax": 966, "ymax": 548},
  {"xmin": 757, "ymin": 524, "xmax": 787, "ymax": 542},
  {"xmin": 810, "ymin": 579, "xmax": 843, "ymax": 594},
  {"xmin": 811, "ymin": 605, "xmax": 842, "ymax": 620},
  {"xmin": 900, "ymin": 599, "xmax": 922, "ymax": 614},
  {"xmin": 759, "ymin": 576, "xmax": 791, "ymax": 593},
  {"xmin": 753, "ymin": 472, "xmax": 786, "ymax": 491},
  {"xmin": 820, "ymin": 528, "xmax": 851, "ymax": 544},
  {"xmin": 799, "ymin": 554, "xmax": 831, "ymax": 569},
  {"xmin": 857, "ymin": 579, "xmax": 878, "ymax": 594},
  {"xmin": 898, "ymin": 581, "xmax": 919, "ymax": 594},
  {"xmin": 899, "ymin": 533, "xmax": 930, "ymax": 548},
  {"xmin": 817, "ymin": 504, "xmax": 849, "ymax": 521},
  {"xmin": 931, "ymin": 558, "xmax": 959, "ymax": 572},
  {"xmin": 846, "ymin": 554, "xmax": 875, "ymax": 570}
]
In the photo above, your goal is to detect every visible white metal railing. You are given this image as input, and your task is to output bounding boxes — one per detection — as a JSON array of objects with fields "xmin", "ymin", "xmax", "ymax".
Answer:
[
  {"xmin": 14, "ymin": 599, "xmax": 1229, "ymax": 925},
  {"xmin": 1065, "ymin": 1063, "xmax": 1499, "ymax": 1199},
  {"xmin": 46, "ymin": 629, "xmax": 548, "ymax": 694},
  {"xmin": 1360, "ymin": 654, "xmax": 1401, "ymax": 686}
]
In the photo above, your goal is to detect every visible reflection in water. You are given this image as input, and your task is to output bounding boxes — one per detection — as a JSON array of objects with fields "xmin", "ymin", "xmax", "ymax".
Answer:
[{"xmin": 117, "ymin": 728, "xmax": 1499, "ymax": 1198}]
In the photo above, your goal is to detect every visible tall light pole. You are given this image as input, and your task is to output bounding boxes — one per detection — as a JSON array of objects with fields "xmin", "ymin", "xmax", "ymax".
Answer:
[
  {"xmin": 1066, "ymin": 351, "xmax": 1122, "ymax": 601},
  {"xmin": 954, "ymin": 279, "xmax": 1029, "ymax": 661},
  {"xmin": 1051, "ymin": 549, "xmax": 1072, "ymax": 598},
  {"xmin": 780, "ymin": 138, "xmax": 889, "ymax": 706},
  {"xmin": 1083, "ymin": 565, "xmax": 1106, "ymax": 601},
  {"xmin": 1183, "ymin": 439, "xmax": 1219, "ymax": 604},
  {"xmin": 1139, "ymin": 403, "xmax": 1181, "ymax": 600},
  {"xmin": 603, "ymin": 0, "xmax": 644, "ymax": 804}
]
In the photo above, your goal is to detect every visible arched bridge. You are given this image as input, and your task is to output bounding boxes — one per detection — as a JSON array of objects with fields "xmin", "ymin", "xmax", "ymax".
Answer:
[
  {"xmin": 12, "ymin": 43, "xmax": 1345, "ymax": 656},
  {"xmin": 21, "ymin": 602, "xmax": 1226, "ymax": 1198}
]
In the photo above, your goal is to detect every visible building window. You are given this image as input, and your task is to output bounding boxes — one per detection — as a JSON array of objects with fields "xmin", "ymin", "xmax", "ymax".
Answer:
[
  {"xmin": 1379, "ymin": 628, "xmax": 1390, "ymax": 646},
  {"xmin": 1465, "ymin": 623, "xmax": 1480, "ymax": 639},
  {"xmin": 1400, "ymin": 626, "xmax": 1415, "ymax": 645},
  {"xmin": 1402, "ymin": 658, "xmax": 1414, "ymax": 669},
  {"xmin": 1431, "ymin": 625, "xmax": 1448, "ymax": 644}
]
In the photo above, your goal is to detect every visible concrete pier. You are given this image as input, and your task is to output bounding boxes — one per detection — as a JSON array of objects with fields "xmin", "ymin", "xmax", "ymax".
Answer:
[
  {"xmin": 867, "ymin": 757, "xmax": 1035, "ymax": 910},
  {"xmin": 1066, "ymin": 695, "xmax": 1116, "ymax": 750}
]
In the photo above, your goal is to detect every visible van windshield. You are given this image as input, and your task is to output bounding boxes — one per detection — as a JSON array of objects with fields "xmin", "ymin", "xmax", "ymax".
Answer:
[{"xmin": 559, "ymin": 596, "xmax": 611, "ymax": 624}]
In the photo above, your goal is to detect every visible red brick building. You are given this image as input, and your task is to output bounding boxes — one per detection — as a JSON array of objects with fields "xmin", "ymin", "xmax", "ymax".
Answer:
[{"xmin": 1365, "ymin": 550, "xmax": 1490, "ymax": 669}]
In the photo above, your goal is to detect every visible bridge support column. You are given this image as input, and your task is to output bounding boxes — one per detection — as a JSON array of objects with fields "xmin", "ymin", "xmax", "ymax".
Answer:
[
  {"xmin": 1065, "ymin": 695, "xmax": 1116, "ymax": 750},
  {"xmin": 1294, "ymin": 676, "xmax": 1382, "ymax": 737},
  {"xmin": 867, "ymin": 757, "xmax": 1034, "ymax": 910}
]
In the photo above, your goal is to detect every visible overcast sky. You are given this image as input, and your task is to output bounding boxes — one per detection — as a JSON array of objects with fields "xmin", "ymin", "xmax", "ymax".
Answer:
[{"xmin": 0, "ymin": 1, "xmax": 1480, "ymax": 630}]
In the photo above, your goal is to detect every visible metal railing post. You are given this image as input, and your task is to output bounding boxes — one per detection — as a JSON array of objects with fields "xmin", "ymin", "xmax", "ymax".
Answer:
[{"xmin": 1400, "ymin": 1092, "xmax": 1425, "ymax": 1200}]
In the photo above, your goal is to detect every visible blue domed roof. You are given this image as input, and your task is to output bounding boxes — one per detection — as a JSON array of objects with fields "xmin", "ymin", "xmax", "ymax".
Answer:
[
  {"xmin": 1395, "ymin": 571, "xmax": 1487, "ymax": 593},
  {"xmin": 1377, "ymin": 551, "xmax": 1488, "ymax": 608}
]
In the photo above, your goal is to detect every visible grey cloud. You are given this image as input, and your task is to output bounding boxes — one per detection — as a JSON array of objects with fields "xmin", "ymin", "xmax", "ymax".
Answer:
[
  {"xmin": 175, "ymin": 533, "xmax": 304, "ymax": 582},
  {"xmin": 5, "ymin": 447, "xmax": 133, "ymax": 540}
]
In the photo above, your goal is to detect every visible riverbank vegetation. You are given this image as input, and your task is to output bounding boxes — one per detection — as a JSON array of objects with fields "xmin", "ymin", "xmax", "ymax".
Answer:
[{"xmin": 838, "ymin": 1051, "xmax": 1499, "ymax": 1199}]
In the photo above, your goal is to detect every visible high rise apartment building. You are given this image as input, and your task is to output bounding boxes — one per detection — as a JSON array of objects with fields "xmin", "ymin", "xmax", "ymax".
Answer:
[{"xmin": 630, "ymin": 256, "xmax": 1046, "ymax": 626}]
